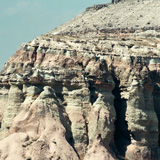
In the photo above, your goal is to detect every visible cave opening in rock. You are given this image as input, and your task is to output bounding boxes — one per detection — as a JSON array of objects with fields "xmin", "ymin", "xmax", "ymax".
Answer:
[
  {"xmin": 89, "ymin": 81, "xmax": 98, "ymax": 105},
  {"xmin": 112, "ymin": 78, "xmax": 131, "ymax": 157}
]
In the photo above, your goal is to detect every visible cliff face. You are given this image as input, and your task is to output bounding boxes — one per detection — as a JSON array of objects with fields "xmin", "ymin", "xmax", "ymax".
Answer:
[{"xmin": 0, "ymin": 1, "xmax": 160, "ymax": 160}]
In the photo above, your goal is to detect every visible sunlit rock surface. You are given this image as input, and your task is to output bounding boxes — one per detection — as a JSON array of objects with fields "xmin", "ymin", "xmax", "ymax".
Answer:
[{"xmin": 0, "ymin": 0, "xmax": 160, "ymax": 159}]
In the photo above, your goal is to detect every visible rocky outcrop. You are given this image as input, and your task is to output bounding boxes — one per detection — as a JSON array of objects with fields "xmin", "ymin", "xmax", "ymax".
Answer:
[
  {"xmin": 0, "ymin": 0, "xmax": 160, "ymax": 160},
  {"xmin": 112, "ymin": 0, "xmax": 122, "ymax": 4}
]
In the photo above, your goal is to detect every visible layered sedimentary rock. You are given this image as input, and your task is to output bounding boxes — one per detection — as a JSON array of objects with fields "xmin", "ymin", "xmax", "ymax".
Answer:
[{"xmin": 0, "ymin": 0, "xmax": 160, "ymax": 160}]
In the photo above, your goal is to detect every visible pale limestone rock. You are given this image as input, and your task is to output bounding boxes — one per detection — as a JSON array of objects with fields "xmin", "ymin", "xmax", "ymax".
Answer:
[
  {"xmin": 84, "ymin": 135, "xmax": 115, "ymax": 160},
  {"xmin": 0, "ymin": 132, "xmax": 29, "ymax": 160},
  {"xmin": 0, "ymin": 86, "xmax": 9, "ymax": 123},
  {"xmin": 63, "ymin": 87, "xmax": 91, "ymax": 159},
  {"xmin": 88, "ymin": 92, "xmax": 115, "ymax": 148},
  {"xmin": 126, "ymin": 79, "xmax": 159, "ymax": 159},
  {"xmin": 0, "ymin": 0, "xmax": 160, "ymax": 159},
  {"xmin": 8, "ymin": 86, "xmax": 79, "ymax": 160},
  {"xmin": 1, "ymin": 85, "xmax": 23, "ymax": 139}
]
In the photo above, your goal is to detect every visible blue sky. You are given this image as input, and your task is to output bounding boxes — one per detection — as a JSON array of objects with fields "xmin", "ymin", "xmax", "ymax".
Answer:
[{"xmin": 0, "ymin": 0, "xmax": 110, "ymax": 70}]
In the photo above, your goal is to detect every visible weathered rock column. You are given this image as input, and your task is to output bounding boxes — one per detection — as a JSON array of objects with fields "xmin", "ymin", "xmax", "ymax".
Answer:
[
  {"xmin": 0, "ymin": 86, "xmax": 9, "ymax": 129},
  {"xmin": 63, "ymin": 86, "xmax": 91, "ymax": 159},
  {"xmin": 126, "ymin": 78, "xmax": 159, "ymax": 160},
  {"xmin": 88, "ymin": 82, "xmax": 115, "ymax": 148},
  {"xmin": 153, "ymin": 87, "xmax": 160, "ymax": 146},
  {"xmin": 1, "ymin": 85, "xmax": 24, "ymax": 138}
]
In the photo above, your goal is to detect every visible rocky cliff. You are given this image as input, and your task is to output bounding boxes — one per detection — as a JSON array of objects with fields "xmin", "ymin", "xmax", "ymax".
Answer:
[{"xmin": 0, "ymin": 0, "xmax": 160, "ymax": 160}]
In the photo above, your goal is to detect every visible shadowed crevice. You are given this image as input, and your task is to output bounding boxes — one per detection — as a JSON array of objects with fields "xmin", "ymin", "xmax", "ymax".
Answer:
[
  {"xmin": 153, "ymin": 86, "xmax": 160, "ymax": 147},
  {"xmin": 112, "ymin": 78, "xmax": 131, "ymax": 157},
  {"xmin": 89, "ymin": 81, "xmax": 98, "ymax": 105}
]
